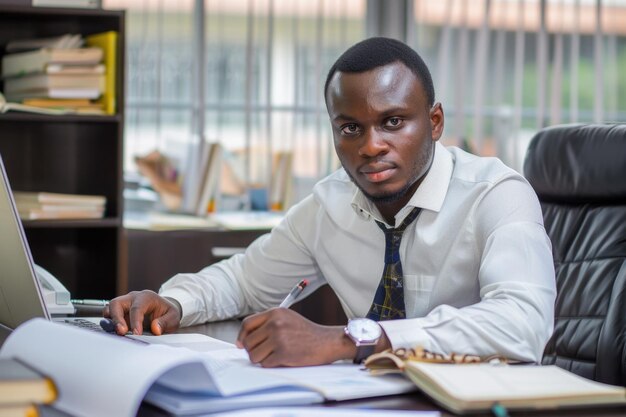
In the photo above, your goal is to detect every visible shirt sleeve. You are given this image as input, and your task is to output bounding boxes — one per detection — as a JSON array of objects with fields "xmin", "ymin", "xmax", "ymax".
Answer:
[
  {"xmin": 158, "ymin": 196, "xmax": 326, "ymax": 327},
  {"xmin": 379, "ymin": 178, "xmax": 556, "ymax": 363}
]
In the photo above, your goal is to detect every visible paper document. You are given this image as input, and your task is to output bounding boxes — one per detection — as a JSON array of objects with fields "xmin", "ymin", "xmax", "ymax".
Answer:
[
  {"xmin": 0, "ymin": 319, "xmax": 415, "ymax": 417},
  {"xmin": 210, "ymin": 408, "xmax": 440, "ymax": 417}
]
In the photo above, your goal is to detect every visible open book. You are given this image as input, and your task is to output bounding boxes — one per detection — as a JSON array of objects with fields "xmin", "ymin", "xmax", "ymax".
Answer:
[
  {"xmin": 365, "ymin": 348, "xmax": 626, "ymax": 414},
  {"xmin": 0, "ymin": 319, "xmax": 415, "ymax": 417}
]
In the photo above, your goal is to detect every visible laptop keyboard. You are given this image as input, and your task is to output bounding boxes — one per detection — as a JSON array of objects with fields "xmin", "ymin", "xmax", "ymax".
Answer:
[{"xmin": 62, "ymin": 318, "xmax": 105, "ymax": 332}]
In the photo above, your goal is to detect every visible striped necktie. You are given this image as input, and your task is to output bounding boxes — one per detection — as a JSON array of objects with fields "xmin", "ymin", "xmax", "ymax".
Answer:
[{"xmin": 366, "ymin": 207, "xmax": 422, "ymax": 321}]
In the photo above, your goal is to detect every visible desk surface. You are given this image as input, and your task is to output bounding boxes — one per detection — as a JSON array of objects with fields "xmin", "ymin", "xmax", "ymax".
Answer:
[{"xmin": 2, "ymin": 321, "xmax": 626, "ymax": 417}]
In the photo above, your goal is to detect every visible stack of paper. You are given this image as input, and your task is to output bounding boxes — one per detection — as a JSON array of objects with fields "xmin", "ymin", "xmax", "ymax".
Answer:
[
  {"xmin": 13, "ymin": 191, "xmax": 106, "ymax": 220},
  {"xmin": 0, "ymin": 319, "xmax": 417, "ymax": 417}
]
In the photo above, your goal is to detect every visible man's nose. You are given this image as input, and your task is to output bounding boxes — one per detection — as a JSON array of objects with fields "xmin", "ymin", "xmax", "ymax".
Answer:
[{"xmin": 358, "ymin": 128, "xmax": 389, "ymax": 157}]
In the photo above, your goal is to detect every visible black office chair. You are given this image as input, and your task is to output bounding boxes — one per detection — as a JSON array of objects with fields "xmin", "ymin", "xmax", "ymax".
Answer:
[{"xmin": 523, "ymin": 123, "xmax": 626, "ymax": 385}]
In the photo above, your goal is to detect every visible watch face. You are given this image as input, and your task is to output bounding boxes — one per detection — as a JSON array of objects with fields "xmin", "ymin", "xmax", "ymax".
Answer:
[{"xmin": 347, "ymin": 318, "xmax": 382, "ymax": 343}]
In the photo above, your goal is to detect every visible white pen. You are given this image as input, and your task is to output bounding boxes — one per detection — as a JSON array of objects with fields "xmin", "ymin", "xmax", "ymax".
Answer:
[
  {"xmin": 279, "ymin": 279, "xmax": 309, "ymax": 308},
  {"xmin": 71, "ymin": 299, "xmax": 109, "ymax": 307}
]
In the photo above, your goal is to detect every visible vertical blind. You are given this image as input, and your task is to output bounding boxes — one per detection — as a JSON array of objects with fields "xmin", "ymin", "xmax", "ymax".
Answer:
[{"xmin": 410, "ymin": 0, "xmax": 626, "ymax": 172}]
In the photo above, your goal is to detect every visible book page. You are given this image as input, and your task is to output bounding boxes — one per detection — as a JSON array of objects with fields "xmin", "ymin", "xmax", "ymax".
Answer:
[
  {"xmin": 0, "ymin": 319, "xmax": 208, "ymax": 417},
  {"xmin": 151, "ymin": 342, "xmax": 416, "ymax": 400},
  {"xmin": 260, "ymin": 362, "xmax": 417, "ymax": 401},
  {"xmin": 408, "ymin": 362, "xmax": 626, "ymax": 402},
  {"xmin": 128, "ymin": 332, "xmax": 236, "ymax": 352},
  {"xmin": 145, "ymin": 384, "xmax": 325, "ymax": 415}
]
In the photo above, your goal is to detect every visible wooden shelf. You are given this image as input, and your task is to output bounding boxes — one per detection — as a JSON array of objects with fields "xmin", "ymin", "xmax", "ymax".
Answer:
[
  {"xmin": 22, "ymin": 217, "xmax": 121, "ymax": 229},
  {"xmin": 0, "ymin": 113, "xmax": 122, "ymax": 123},
  {"xmin": 0, "ymin": 5, "xmax": 126, "ymax": 299},
  {"xmin": 0, "ymin": 4, "xmax": 124, "ymax": 17}
]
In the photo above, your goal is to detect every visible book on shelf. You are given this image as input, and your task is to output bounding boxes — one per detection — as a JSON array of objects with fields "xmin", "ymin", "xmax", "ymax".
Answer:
[
  {"xmin": 0, "ymin": 319, "xmax": 415, "ymax": 417},
  {"xmin": 14, "ymin": 191, "xmax": 106, "ymax": 220},
  {"xmin": 13, "ymin": 192, "xmax": 106, "ymax": 207},
  {"xmin": 21, "ymin": 98, "xmax": 104, "ymax": 113},
  {"xmin": 45, "ymin": 63, "xmax": 105, "ymax": 75},
  {"xmin": 1, "ymin": 48, "xmax": 103, "ymax": 78},
  {"xmin": 364, "ymin": 348, "xmax": 626, "ymax": 414},
  {"xmin": 14, "ymin": 202, "xmax": 105, "ymax": 212},
  {"xmin": 32, "ymin": 0, "xmax": 102, "ymax": 9},
  {"xmin": 269, "ymin": 151, "xmax": 293, "ymax": 211},
  {"xmin": 0, "ymin": 93, "xmax": 70, "ymax": 115},
  {"xmin": 0, "ymin": 358, "xmax": 57, "ymax": 407},
  {"xmin": 4, "ymin": 88, "xmax": 101, "ymax": 102},
  {"xmin": 4, "ymin": 73, "xmax": 104, "ymax": 96},
  {"xmin": 194, "ymin": 142, "xmax": 222, "ymax": 216},
  {"xmin": 18, "ymin": 208, "xmax": 104, "ymax": 221},
  {"xmin": 5, "ymin": 34, "xmax": 83, "ymax": 54},
  {"xmin": 22, "ymin": 98, "xmax": 96, "ymax": 108},
  {"xmin": 85, "ymin": 31, "xmax": 117, "ymax": 115}
]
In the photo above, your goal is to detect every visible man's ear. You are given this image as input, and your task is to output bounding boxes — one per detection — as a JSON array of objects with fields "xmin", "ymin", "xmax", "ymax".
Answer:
[{"xmin": 430, "ymin": 103, "xmax": 444, "ymax": 141}]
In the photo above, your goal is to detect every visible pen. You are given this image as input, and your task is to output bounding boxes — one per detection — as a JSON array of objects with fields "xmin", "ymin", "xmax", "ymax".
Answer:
[
  {"xmin": 279, "ymin": 279, "xmax": 308, "ymax": 308},
  {"xmin": 71, "ymin": 299, "xmax": 109, "ymax": 307}
]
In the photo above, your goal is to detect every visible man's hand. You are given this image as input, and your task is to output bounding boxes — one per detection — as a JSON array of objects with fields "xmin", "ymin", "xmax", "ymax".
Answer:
[
  {"xmin": 236, "ymin": 308, "xmax": 356, "ymax": 367},
  {"xmin": 103, "ymin": 290, "xmax": 182, "ymax": 336}
]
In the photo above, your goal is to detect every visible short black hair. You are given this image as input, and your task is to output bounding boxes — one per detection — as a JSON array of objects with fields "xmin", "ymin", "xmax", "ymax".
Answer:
[{"xmin": 324, "ymin": 37, "xmax": 435, "ymax": 107}]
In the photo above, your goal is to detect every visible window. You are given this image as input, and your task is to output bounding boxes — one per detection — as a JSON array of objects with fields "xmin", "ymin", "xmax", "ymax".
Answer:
[
  {"xmin": 410, "ymin": 0, "xmax": 626, "ymax": 171},
  {"xmin": 104, "ymin": 0, "xmax": 366, "ymax": 210}
]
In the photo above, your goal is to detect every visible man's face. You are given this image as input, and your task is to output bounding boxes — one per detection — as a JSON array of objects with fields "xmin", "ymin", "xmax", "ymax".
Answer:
[{"xmin": 326, "ymin": 61, "xmax": 444, "ymax": 208}]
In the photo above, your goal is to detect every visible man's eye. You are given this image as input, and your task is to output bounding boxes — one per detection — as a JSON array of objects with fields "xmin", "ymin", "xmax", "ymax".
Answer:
[
  {"xmin": 341, "ymin": 124, "xmax": 359, "ymax": 134},
  {"xmin": 385, "ymin": 117, "xmax": 402, "ymax": 127}
]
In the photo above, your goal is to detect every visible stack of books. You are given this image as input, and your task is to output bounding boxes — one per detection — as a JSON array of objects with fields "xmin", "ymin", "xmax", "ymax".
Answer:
[
  {"xmin": 180, "ymin": 142, "xmax": 223, "ymax": 215},
  {"xmin": 0, "ymin": 33, "xmax": 115, "ymax": 114},
  {"xmin": 0, "ymin": 358, "xmax": 57, "ymax": 417},
  {"xmin": 13, "ymin": 191, "xmax": 106, "ymax": 220}
]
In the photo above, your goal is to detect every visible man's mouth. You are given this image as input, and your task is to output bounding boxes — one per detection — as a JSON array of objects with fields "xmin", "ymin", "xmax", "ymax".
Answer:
[{"xmin": 359, "ymin": 164, "xmax": 397, "ymax": 183}]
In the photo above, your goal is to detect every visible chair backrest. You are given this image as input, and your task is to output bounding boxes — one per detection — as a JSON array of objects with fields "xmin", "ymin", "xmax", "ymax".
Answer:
[{"xmin": 523, "ymin": 123, "xmax": 626, "ymax": 385}]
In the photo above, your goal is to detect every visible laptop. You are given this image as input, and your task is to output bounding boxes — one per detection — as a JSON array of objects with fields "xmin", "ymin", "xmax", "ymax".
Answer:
[{"xmin": 0, "ymin": 154, "xmax": 106, "ymax": 331}]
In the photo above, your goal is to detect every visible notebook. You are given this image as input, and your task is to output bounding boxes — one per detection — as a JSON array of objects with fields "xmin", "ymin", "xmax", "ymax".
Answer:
[{"xmin": 0, "ymin": 153, "xmax": 105, "ymax": 331}]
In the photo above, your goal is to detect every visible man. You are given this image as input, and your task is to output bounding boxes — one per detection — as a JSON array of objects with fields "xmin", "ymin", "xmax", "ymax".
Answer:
[{"xmin": 106, "ymin": 37, "xmax": 556, "ymax": 367}]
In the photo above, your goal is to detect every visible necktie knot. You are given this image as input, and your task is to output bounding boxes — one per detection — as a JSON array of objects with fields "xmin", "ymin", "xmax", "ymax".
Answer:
[{"xmin": 375, "ymin": 206, "xmax": 422, "ymax": 234}]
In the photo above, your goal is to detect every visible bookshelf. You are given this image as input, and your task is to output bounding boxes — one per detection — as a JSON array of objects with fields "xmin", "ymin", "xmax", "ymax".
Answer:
[{"xmin": 0, "ymin": 5, "xmax": 125, "ymax": 299}]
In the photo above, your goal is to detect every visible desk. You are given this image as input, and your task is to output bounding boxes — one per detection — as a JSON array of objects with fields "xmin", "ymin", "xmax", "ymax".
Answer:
[{"xmin": 2, "ymin": 321, "xmax": 626, "ymax": 417}]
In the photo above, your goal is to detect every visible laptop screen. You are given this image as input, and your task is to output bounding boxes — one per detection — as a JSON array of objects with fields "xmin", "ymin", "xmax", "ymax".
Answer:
[{"xmin": 0, "ymin": 155, "xmax": 49, "ymax": 329}]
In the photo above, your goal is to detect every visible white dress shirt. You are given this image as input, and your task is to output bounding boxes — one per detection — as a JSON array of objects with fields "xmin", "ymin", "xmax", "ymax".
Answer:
[{"xmin": 160, "ymin": 143, "xmax": 556, "ymax": 363}]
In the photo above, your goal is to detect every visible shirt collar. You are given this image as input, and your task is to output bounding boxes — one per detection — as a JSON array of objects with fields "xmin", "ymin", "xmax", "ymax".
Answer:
[{"xmin": 350, "ymin": 142, "xmax": 453, "ymax": 224}]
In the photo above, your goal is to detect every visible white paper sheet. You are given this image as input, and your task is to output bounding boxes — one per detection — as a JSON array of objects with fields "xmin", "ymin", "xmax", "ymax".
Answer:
[
  {"xmin": 208, "ymin": 407, "xmax": 440, "ymax": 417},
  {"xmin": 0, "ymin": 319, "xmax": 417, "ymax": 417}
]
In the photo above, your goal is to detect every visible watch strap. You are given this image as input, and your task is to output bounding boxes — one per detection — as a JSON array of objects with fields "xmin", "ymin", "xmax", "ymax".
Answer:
[{"xmin": 354, "ymin": 343, "xmax": 376, "ymax": 364}]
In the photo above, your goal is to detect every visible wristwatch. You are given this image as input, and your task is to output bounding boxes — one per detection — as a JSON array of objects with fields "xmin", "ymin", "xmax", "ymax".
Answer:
[{"xmin": 344, "ymin": 318, "xmax": 383, "ymax": 364}]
